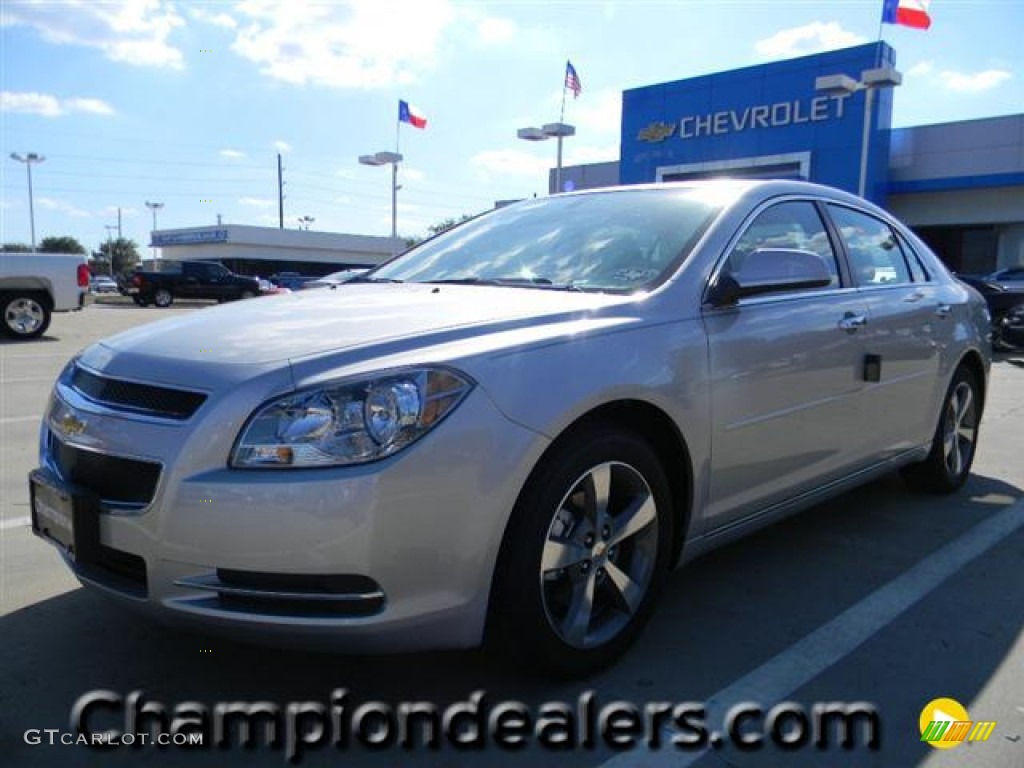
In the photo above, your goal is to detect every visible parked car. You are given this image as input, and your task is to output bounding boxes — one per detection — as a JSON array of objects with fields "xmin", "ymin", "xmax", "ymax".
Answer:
[
  {"xmin": 955, "ymin": 274, "xmax": 1024, "ymax": 350},
  {"xmin": 302, "ymin": 268, "xmax": 370, "ymax": 289},
  {"xmin": 30, "ymin": 181, "xmax": 990, "ymax": 677},
  {"xmin": 1, "ymin": 251, "xmax": 89, "ymax": 339},
  {"xmin": 995, "ymin": 303, "xmax": 1024, "ymax": 350},
  {"xmin": 269, "ymin": 272, "xmax": 319, "ymax": 291},
  {"xmin": 987, "ymin": 266, "xmax": 1024, "ymax": 291},
  {"xmin": 127, "ymin": 261, "xmax": 259, "ymax": 307},
  {"xmin": 89, "ymin": 275, "xmax": 119, "ymax": 294}
]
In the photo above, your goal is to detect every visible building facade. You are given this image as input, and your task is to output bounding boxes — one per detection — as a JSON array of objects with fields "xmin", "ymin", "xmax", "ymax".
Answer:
[
  {"xmin": 148, "ymin": 225, "xmax": 403, "ymax": 276},
  {"xmin": 557, "ymin": 42, "xmax": 1024, "ymax": 273}
]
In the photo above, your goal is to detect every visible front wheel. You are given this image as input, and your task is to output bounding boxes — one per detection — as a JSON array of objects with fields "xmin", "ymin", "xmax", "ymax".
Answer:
[
  {"xmin": 489, "ymin": 426, "xmax": 674, "ymax": 678},
  {"xmin": 902, "ymin": 366, "xmax": 981, "ymax": 494},
  {"xmin": 153, "ymin": 288, "xmax": 173, "ymax": 308},
  {"xmin": 1, "ymin": 293, "xmax": 52, "ymax": 339}
]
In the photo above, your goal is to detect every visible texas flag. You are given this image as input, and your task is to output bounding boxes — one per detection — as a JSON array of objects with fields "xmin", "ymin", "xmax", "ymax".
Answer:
[
  {"xmin": 881, "ymin": 0, "xmax": 932, "ymax": 29},
  {"xmin": 399, "ymin": 100, "xmax": 427, "ymax": 129}
]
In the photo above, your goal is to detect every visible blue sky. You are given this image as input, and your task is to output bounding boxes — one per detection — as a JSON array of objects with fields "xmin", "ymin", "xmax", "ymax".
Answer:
[{"xmin": 2, "ymin": 0, "xmax": 1021, "ymax": 252}]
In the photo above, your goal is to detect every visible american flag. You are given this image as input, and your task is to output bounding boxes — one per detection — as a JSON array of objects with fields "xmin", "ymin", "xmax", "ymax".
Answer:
[{"xmin": 565, "ymin": 60, "xmax": 582, "ymax": 99}]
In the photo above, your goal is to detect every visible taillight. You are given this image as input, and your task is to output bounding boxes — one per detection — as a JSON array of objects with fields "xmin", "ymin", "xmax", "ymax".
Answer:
[
  {"xmin": 132, "ymin": 274, "xmax": 143, "ymax": 287},
  {"xmin": 77, "ymin": 263, "xmax": 90, "ymax": 288}
]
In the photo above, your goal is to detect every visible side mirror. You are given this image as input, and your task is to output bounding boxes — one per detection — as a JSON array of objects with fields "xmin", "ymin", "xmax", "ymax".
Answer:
[{"xmin": 709, "ymin": 248, "xmax": 833, "ymax": 306}]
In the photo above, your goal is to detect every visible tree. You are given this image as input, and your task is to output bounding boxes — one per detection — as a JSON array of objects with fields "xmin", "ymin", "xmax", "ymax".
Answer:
[
  {"xmin": 405, "ymin": 213, "xmax": 476, "ymax": 248},
  {"xmin": 39, "ymin": 235, "xmax": 87, "ymax": 255},
  {"xmin": 2, "ymin": 242, "xmax": 32, "ymax": 252},
  {"xmin": 98, "ymin": 237, "xmax": 141, "ymax": 274}
]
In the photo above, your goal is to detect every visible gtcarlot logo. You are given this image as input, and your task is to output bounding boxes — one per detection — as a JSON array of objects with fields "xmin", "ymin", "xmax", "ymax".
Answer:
[{"xmin": 26, "ymin": 689, "xmax": 881, "ymax": 762}]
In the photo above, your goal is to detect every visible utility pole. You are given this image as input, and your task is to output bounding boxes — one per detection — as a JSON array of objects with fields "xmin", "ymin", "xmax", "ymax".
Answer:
[
  {"xmin": 277, "ymin": 153, "xmax": 284, "ymax": 229},
  {"xmin": 104, "ymin": 225, "xmax": 117, "ymax": 277},
  {"xmin": 10, "ymin": 152, "xmax": 45, "ymax": 251},
  {"xmin": 117, "ymin": 207, "xmax": 122, "ymax": 239}
]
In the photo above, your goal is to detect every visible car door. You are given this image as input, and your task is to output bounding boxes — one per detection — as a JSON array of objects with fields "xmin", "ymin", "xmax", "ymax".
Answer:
[
  {"xmin": 702, "ymin": 199, "xmax": 871, "ymax": 531},
  {"xmin": 826, "ymin": 204, "xmax": 943, "ymax": 457}
]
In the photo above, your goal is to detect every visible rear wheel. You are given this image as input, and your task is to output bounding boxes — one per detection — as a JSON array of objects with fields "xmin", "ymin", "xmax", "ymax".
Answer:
[
  {"xmin": 902, "ymin": 366, "xmax": 981, "ymax": 494},
  {"xmin": 1, "ymin": 292, "xmax": 51, "ymax": 339},
  {"xmin": 489, "ymin": 426, "xmax": 674, "ymax": 678},
  {"xmin": 153, "ymin": 288, "xmax": 173, "ymax": 308}
]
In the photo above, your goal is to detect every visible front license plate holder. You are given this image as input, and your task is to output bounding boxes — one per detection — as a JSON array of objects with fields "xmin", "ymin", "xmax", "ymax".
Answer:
[{"xmin": 29, "ymin": 468, "xmax": 100, "ymax": 563}]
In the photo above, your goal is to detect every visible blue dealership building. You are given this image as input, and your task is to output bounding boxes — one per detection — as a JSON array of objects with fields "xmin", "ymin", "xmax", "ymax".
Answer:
[{"xmin": 558, "ymin": 42, "xmax": 1024, "ymax": 274}]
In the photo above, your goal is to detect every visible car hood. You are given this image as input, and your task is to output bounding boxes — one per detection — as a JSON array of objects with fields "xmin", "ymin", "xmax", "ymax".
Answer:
[{"xmin": 90, "ymin": 284, "xmax": 627, "ymax": 373}]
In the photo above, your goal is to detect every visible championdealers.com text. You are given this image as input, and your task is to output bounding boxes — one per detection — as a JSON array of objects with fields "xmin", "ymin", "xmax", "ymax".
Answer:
[{"xmin": 24, "ymin": 689, "xmax": 881, "ymax": 762}]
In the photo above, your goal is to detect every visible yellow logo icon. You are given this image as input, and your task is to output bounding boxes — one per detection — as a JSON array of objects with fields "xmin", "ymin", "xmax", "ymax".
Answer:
[
  {"xmin": 919, "ymin": 697, "xmax": 996, "ymax": 749},
  {"xmin": 637, "ymin": 121, "xmax": 677, "ymax": 143}
]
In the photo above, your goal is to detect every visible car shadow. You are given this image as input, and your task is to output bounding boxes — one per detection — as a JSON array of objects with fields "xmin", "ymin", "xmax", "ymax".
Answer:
[{"xmin": 2, "ymin": 472, "xmax": 1021, "ymax": 767}]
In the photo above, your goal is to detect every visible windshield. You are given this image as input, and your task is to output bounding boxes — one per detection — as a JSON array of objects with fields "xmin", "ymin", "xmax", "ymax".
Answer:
[{"xmin": 372, "ymin": 189, "xmax": 722, "ymax": 293}]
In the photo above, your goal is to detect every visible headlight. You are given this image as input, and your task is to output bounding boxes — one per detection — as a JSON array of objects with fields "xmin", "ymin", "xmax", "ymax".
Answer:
[{"xmin": 231, "ymin": 367, "xmax": 473, "ymax": 468}]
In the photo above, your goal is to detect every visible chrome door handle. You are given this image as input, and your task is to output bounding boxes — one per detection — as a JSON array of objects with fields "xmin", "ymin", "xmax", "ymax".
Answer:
[
  {"xmin": 935, "ymin": 304, "xmax": 952, "ymax": 318},
  {"xmin": 838, "ymin": 314, "xmax": 868, "ymax": 331}
]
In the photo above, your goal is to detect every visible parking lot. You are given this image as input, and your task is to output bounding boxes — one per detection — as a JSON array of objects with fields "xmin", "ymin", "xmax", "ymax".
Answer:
[{"xmin": 2, "ymin": 303, "xmax": 1022, "ymax": 767}]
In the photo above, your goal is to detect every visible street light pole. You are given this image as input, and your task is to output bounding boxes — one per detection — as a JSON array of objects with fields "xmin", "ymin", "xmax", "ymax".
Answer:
[
  {"xmin": 10, "ymin": 152, "xmax": 45, "ymax": 251},
  {"xmin": 145, "ymin": 201, "xmax": 164, "ymax": 261},
  {"xmin": 358, "ymin": 151, "xmax": 403, "ymax": 245},
  {"xmin": 815, "ymin": 67, "xmax": 902, "ymax": 199},
  {"xmin": 516, "ymin": 123, "xmax": 575, "ymax": 194}
]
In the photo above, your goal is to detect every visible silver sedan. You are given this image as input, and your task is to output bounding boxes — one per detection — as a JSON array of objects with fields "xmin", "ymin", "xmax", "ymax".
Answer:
[{"xmin": 30, "ymin": 180, "xmax": 990, "ymax": 677}]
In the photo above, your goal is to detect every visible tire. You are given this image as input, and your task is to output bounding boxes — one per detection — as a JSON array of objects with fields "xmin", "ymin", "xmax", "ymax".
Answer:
[
  {"xmin": 153, "ymin": 288, "xmax": 173, "ymax": 308},
  {"xmin": 239, "ymin": 290, "xmax": 256, "ymax": 300},
  {"xmin": 132, "ymin": 296, "xmax": 146, "ymax": 306},
  {"xmin": 1, "ymin": 292, "xmax": 52, "ymax": 340},
  {"xmin": 489, "ymin": 426, "xmax": 674, "ymax": 678},
  {"xmin": 901, "ymin": 366, "xmax": 981, "ymax": 494}
]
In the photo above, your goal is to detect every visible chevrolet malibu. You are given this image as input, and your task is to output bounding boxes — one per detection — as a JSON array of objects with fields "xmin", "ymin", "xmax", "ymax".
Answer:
[{"xmin": 31, "ymin": 181, "xmax": 990, "ymax": 677}]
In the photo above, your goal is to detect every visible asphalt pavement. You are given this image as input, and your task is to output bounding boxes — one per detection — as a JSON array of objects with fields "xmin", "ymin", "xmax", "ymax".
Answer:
[{"xmin": 1, "ymin": 303, "xmax": 1022, "ymax": 767}]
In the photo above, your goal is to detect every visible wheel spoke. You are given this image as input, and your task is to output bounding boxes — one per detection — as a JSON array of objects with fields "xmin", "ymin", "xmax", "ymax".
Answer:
[
  {"xmin": 584, "ymin": 464, "xmax": 612, "ymax": 524},
  {"xmin": 957, "ymin": 425, "xmax": 976, "ymax": 445},
  {"xmin": 561, "ymin": 572, "xmax": 596, "ymax": 646},
  {"xmin": 609, "ymin": 493, "xmax": 656, "ymax": 547},
  {"xmin": 955, "ymin": 387, "xmax": 974, "ymax": 426},
  {"xmin": 604, "ymin": 561, "xmax": 643, "ymax": 615},
  {"xmin": 947, "ymin": 436, "xmax": 962, "ymax": 476},
  {"xmin": 541, "ymin": 537, "xmax": 590, "ymax": 573}
]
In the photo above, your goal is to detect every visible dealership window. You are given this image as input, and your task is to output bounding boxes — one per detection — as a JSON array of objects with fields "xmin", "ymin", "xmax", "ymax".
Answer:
[
  {"xmin": 724, "ymin": 201, "xmax": 841, "ymax": 289},
  {"xmin": 828, "ymin": 205, "xmax": 911, "ymax": 286}
]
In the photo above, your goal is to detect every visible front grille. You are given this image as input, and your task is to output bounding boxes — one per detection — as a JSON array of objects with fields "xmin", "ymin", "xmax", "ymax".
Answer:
[
  {"xmin": 51, "ymin": 437, "xmax": 161, "ymax": 506},
  {"xmin": 71, "ymin": 366, "xmax": 206, "ymax": 420}
]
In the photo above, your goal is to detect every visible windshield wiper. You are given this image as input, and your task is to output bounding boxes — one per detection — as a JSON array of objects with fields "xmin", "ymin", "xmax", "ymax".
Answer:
[
  {"xmin": 424, "ymin": 277, "xmax": 586, "ymax": 291},
  {"xmin": 348, "ymin": 276, "xmax": 404, "ymax": 284}
]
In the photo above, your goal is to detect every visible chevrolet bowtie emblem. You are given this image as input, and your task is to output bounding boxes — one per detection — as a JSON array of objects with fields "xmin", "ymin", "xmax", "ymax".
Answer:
[
  {"xmin": 57, "ymin": 412, "xmax": 87, "ymax": 437},
  {"xmin": 637, "ymin": 122, "xmax": 677, "ymax": 143}
]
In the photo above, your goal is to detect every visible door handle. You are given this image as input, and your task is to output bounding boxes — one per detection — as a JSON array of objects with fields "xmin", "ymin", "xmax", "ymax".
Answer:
[
  {"xmin": 838, "ymin": 314, "xmax": 868, "ymax": 332},
  {"xmin": 935, "ymin": 304, "xmax": 952, "ymax": 318}
]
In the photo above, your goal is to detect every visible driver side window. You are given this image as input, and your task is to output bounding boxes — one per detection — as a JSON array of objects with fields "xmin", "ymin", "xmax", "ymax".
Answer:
[{"xmin": 725, "ymin": 201, "xmax": 841, "ymax": 289}]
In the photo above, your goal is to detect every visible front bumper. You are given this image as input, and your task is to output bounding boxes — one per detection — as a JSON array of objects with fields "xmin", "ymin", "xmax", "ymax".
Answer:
[{"xmin": 35, "ymin": 372, "xmax": 548, "ymax": 652}]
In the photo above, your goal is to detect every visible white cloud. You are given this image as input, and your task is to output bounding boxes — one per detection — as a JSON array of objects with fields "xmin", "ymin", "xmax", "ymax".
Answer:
[
  {"xmin": 240, "ymin": 197, "xmax": 275, "ymax": 208},
  {"xmin": 1, "ymin": 91, "xmax": 115, "ymax": 117},
  {"xmin": 2, "ymin": 0, "xmax": 185, "ymax": 69},
  {"xmin": 907, "ymin": 60, "xmax": 934, "ymax": 78},
  {"xmin": 220, "ymin": 148, "xmax": 247, "ymax": 159},
  {"xmin": 470, "ymin": 149, "xmax": 551, "ymax": 180},
  {"xmin": 36, "ymin": 197, "xmax": 92, "ymax": 218},
  {"xmin": 189, "ymin": 7, "xmax": 237, "ymax": 29},
  {"xmin": 402, "ymin": 167, "xmax": 426, "ymax": 183},
  {"xmin": 566, "ymin": 88, "xmax": 621, "ymax": 141},
  {"xmin": 229, "ymin": 0, "xmax": 455, "ymax": 88},
  {"xmin": 476, "ymin": 17, "xmax": 516, "ymax": 45},
  {"xmin": 754, "ymin": 22, "xmax": 865, "ymax": 59},
  {"xmin": 273, "ymin": 140, "xmax": 293, "ymax": 153},
  {"xmin": 940, "ymin": 69, "xmax": 1011, "ymax": 93}
]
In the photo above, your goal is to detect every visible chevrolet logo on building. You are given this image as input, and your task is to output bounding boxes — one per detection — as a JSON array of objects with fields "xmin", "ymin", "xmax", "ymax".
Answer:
[{"xmin": 637, "ymin": 122, "xmax": 677, "ymax": 143}]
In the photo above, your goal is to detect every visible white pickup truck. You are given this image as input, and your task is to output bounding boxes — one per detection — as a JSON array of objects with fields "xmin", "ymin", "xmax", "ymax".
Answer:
[{"xmin": 0, "ymin": 252, "xmax": 90, "ymax": 339}]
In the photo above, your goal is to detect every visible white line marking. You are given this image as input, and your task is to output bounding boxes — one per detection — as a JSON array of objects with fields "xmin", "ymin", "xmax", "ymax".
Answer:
[
  {"xmin": 598, "ymin": 497, "xmax": 1024, "ymax": 768},
  {"xmin": 0, "ymin": 377, "xmax": 57, "ymax": 384},
  {"xmin": 0, "ymin": 415, "xmax": 41, "ymax": 425},
  {"xmin": 0, "ymin": 516, "xmax": 31, "ymax": 531}
]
